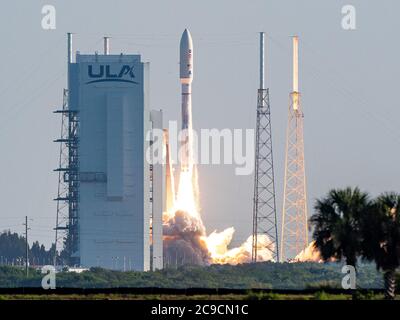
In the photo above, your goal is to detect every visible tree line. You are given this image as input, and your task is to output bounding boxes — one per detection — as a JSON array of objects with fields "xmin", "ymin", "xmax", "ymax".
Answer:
[
  {"xmin": 0, "ymin": 231, "xmax": 55, "ymax": 266},
  {"xmin": 311, "ymin": 187, "xmax": 400, "ymax": 299}
]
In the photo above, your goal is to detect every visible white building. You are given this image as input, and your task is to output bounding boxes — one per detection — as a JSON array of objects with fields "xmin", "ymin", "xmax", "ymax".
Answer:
[{"xmin": 68, "ymin": 52, "xmax": 152, "ymax": 271}]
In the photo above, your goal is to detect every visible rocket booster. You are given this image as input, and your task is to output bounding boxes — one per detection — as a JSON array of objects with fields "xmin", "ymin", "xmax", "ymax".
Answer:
[{"xmin": 180, "ymin": 29, "xmax": 193, "ymax": 171}]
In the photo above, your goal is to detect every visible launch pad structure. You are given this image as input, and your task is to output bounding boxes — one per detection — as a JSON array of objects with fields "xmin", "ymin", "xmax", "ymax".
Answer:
[
  {"xmin": 52, "ymin": 30, "xmax": 308, "ymax": 268},
  {"xmin": 252, "ymin": 32, "xmax": 279, "ymax": 263},
  {"xmin": 54, "ymin": 33, "xmax": 79, "ymax": 266},
  {"xmin": 280, "ymin": 36, "xmax": 308, "ymax": 261},
  {"xmin": 54, "ymin": 34, "xmax": 163, "ymax": 270}
]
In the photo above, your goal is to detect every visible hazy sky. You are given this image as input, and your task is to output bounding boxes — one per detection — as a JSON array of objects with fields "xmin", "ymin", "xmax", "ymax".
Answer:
[{"xmin": 0, "ymin": 0, "xmax": 399, "ymax": 248}]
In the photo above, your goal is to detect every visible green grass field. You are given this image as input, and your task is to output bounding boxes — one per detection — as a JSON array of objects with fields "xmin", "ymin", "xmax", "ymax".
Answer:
[{"xmin": 0, "ymin": 291, "xmax": 391, "ymax": 300}]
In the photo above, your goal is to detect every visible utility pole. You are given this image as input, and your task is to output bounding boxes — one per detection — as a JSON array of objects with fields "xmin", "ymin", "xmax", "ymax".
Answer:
[{"xmin": 23, "ymin": 216, "xmax": 29, "ymax": 277}]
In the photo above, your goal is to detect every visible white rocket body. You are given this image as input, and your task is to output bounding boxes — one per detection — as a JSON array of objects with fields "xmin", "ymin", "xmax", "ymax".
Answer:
[{"xmin": 180, "ymin": 29, "xmax": 193, "ymax": 171}]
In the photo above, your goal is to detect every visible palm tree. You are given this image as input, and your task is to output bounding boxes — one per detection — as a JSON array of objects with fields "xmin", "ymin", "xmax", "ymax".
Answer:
[
  {"xmin": 361, "ymin": 193, "xmax": 400, "ymax": 300},
  {"xmin": 310, "ymin": 187, "xmax": 370, "ymax": 268}
]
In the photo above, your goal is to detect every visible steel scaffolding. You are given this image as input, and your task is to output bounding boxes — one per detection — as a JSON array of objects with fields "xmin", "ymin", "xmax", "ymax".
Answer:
[
  {"xmin": 280, "ymin": 36, "xmax": 308, "ymax": 261},
  {"xmin": 54, "ymin": 89, "xmax": 80, "ymax": 266},
  {"xmin": 252, "ymin": 33, "xmax": 279, "ymax": 262}
]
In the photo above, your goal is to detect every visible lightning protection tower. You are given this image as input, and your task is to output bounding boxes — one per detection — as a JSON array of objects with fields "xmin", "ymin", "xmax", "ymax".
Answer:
[
  {"xmin": 252, "ymin": 32, "xmax": 279, "ymax": 262},
  {"xmin": 280, "ymin": 36, "xmax": 308, "ymax": 261}
]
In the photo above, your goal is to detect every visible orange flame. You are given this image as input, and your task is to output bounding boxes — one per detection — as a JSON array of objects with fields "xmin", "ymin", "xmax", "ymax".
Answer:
[{"xmin": 293, "ymin": 241, "xmax": 323, "ymax": 263}]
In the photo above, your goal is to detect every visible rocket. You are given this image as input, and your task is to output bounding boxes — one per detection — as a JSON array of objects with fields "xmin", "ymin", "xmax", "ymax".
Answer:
[{"xmin": 180, "ymin": 28, "xmax": 194, "ymax": 171}]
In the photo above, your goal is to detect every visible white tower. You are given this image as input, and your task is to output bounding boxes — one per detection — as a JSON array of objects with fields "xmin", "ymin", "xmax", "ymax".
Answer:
[{"xmin": 280, "ymin": 36, "xmax": 308, "ymax": 261}]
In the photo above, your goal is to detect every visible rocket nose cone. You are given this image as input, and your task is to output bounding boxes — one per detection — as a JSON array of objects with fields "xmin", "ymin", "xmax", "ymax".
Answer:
[
  {"xmin": 180, "ymin": 28, "xmax": 193, "ymax": 51},
  {"xmin": 180, "ymin": 28, "xmax": 193, "ymax": 81},
  {"xmin": 182, "ymin": 28, "xmax": 190, "ymax": 38}
]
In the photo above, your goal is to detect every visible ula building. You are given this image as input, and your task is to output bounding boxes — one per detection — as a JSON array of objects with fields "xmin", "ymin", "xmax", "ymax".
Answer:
[{"xmin": 54, "ymin": 34, "xmax": 164, "ymax": 271}]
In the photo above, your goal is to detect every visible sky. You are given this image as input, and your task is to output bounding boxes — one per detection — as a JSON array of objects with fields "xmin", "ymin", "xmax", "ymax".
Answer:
[{"xmin": 0, "ymin": 0, "xmax": 399, "ymax": 248}]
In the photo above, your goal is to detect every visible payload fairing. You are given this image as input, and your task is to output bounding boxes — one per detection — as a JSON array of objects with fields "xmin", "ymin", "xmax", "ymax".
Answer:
[{"xmin": 180, "ymin": 29, "xmax": 194, "ymax": 171}]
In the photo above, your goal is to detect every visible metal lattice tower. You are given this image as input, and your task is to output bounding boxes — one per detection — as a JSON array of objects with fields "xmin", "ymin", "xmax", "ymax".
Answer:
[
  {"xmin": 54, "ymin": 89, "xmax": 80, "ymax": 266},
  {"xmin": 280, "ymin": 36, "xmax": 308, "ymax": 261},
  {"xmin": 54, "ymin": 89, "xmax": 69, "ymax": 265},
  {"xmin": 54, "ymin": 33, "xmax": 80, "ymax": 266},
  {"xmin": 252, "ymin": 32, "xmax": 279, "ymax": 262}
]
